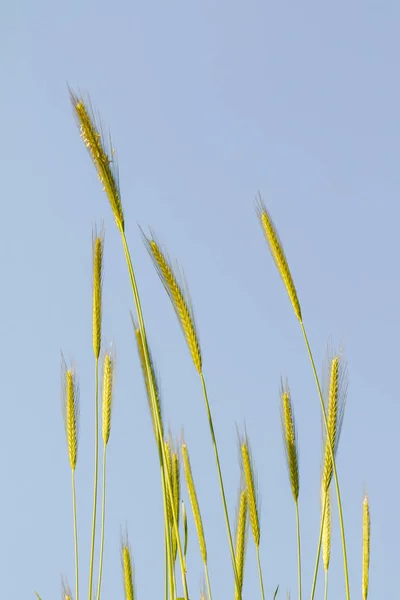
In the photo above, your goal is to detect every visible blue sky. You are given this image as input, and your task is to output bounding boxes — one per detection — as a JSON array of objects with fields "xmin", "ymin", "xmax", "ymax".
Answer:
[{"xmin": 2, "ymin": 1, "xmax": 399, "ymax": 598}]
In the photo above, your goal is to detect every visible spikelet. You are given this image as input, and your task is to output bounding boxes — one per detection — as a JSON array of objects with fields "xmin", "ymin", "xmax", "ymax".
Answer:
[
  {"xmin": 321, "ymin": 354, "xmax": 347, "ymax": 493},
  {"xmin": 171, "ymin": 442, "xmax": 181, "ymax": 562},
  {"xmin": 362, "ymin": 494, "xmax": 370, "ymax": 600},
  {"xmin": 164, "ymin": 439, "xmax": 173, "ymax": 523},
  {"xmin": 92, "ymin": 228, "xmax": 104, "ymax": 359},
  {"xmin": 61, "ymin": 358, "xmax": 79, "ymax": 471},
  {"xmin": 321, "ymin": 485, "xmax": 332, "ymax": 572},
  {"xmin": 133, "ymin": 320, "xmax": 163, "ymax": 441},
  {"xmin": 280, "ymin": 380, "xmax": 299, "ymax": 502},
  {"xmin": 70, "ymin": 91, "xmax": 124, "ymax": 232},
  {"xmin": 143, "ymin": 233, "xmax": 202, "ymax": 374},
  {"xmin": 182, "ymin": 441, "xmax": 207, "ymax": 563},
  {"xmin": 102, "ymin": 350, "xmax": 115, "ymax": 445},
  {"xmin": 182, "ymin": 499, "xmax": 188, "ymax": 564},
  {"xmin": 257, "ymin": 196, "xmax": 302, "ymax": 322},
  {"xmin": 121, "ymin": 535, "xmax": 135, "ymax": 600},
  {"xmin": 239, "ymin": 432, "xmax": 260, "ymax": 548},
  {"xmin": 234, "ymin": 484, "xmax": 248, "ymax": 600}
]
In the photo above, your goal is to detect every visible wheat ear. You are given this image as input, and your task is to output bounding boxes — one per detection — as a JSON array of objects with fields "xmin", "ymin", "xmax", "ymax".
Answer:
[
  {"xmin": 322, "ymin": 486, "xmax": 332, "ymax": 573},
  {"xmin": 280, "ymin": 380, "xmax": 299, "ymax": 502},
  {"xmin": 92, "ymin": 228, "xmax": 104, "ymax": 360},
  {"xmin": 239, "ymin": 431, "xmax": 265, "ymax": 600},
  {"xmin": 362, "ymin": 494, "xmax": 370, "ymax": 600},
  {"xmin": 61, "ymin": 359, "xmax": 79, "ymax": 600},
  {"xmin": 172, "ymin": 442, "xmax": 181, "ymax": 563},
  {"xmin": 121, "ymin": 535, "xmax": 135, "ymax": 600},
  {"xmin": 181, "ymin": 441, "xmax": 207, "ymax": 563},
  {"xmin": 234, "ymin": 485, "xmax": 248, "ymax": 600},
  {"xmin": 70, "ymin": 93, "xmax": 124, "ymax": 232}
]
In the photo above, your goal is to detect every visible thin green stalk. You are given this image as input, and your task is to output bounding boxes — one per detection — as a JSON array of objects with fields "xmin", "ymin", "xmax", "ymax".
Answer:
[
  {"xmin": 295, "ymin": 501, "xmax": 302, "ymax": 600},
  {"xmin": 96, "ymin": 445, "xmax": 107, "ymax": 600},
  {"xmin": 120, "ymin": 231, "xmax": 189, "ymax": 600},
  {"xmin": 310, "ymin": 489, "xmax": 327, "ymax": 600},
  {"xmin": 204, "ymin": 563, "xmax": 213, "ymax": 600},
  {"xmin": 89, "ymin": 361, "xmax": 100, "ymax": 600},
  {"xmin": 199, "ymin": 374, "xmax": 241, "ymax": 597},
  {"xmin": 324, "ymin": 570, "xmax": 328, "ymax": 600},
  {"xmin": 72, "ymin": 469, "xmax": 79, "ymax": 600},
  {"xmin": 161, "ymin": 459, "xmax": 173, "ymax": 600},
  {"xmin": 256, "ymin": 547, "xmax": 265, "ymax": 600},
  {"xmin": 300, "ymin": 323, "xmax": 350, "ymax": 600}
]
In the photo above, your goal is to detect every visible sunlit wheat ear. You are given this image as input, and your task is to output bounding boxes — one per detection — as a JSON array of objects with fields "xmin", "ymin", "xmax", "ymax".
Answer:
[
  {"xmin": 280, "ymin": 380, "xmax": 299, "ymax": 502},
  {"xmin": 321, "ymin": 485, "xmax": 332, "ymax": 572},
  {"xmin": 182, "ymin": 499, "xmax": 188, "ymax": 563},
  {"xmin": 172, "ymin": 439, "xmax": 181, "ymax": 561},
  {"xmin": 133, "ymin": 318, "xmax": 163, "ymax": 441},
  {"xmin": 102, "ymin": 349, "xmax": 115, "ymax": 445},
  {"xmin": 164, "ymin": 439, "xmax": 173, "ymax": 523},
  {"xmin": 321, "ymin": 353, "xmax": 348, "ymax": 493},
  {"xmin": 61, "ymin": 358, "xmax": 79, "ymax": 471},
  {"xmin": 70, "ymin": 91, "xmax": 124, "ymax": 232},
  {"xmin": 181, "ymin": 440, "xmax": 207, "ymax": 563},
  {"xmin": 121, "ymin": 534, "xmax": 135, "ymax": 600},
  {"xmin": 362, "ymin": 494, "xmax": 370, "ymax": 600},
  {"xmin": 238, "ymin": 431, "xmax": 260, "ymax": 548},
  {"xmin": 142, "ymin": 231, "xmax": 202, "ymax": 374},
  {"xmin": 235, "ymin": 483, "xmax": 249, "ymax": 600},
  {"xmin": 92, "ymin": 227, "xmax": 104, "ymax": 359},
  {"xmin": 257, "ymin": 195, "xmax": 302, "ymax": 322}
]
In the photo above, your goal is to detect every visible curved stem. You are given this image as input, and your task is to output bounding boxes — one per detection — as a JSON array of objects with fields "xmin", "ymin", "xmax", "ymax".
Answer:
[
  {"xmin": 89, "ymin": 360, "xmax": 100, "ymax": 600},
  {"xmin": 72, "ymin": 469, "xmax": 79, "ymax": 600},
  {"xmin": 199, "ymin": 374, "xmax": 241, "ymax": 598},
  {"xmin": 256, "ymin": 546, "xmax": 265, "ymax": 600},
  {"xmin": 295, "ymin": 501, "xmax": 302, "ymax": 600},
  {"xmin": 96, "ymin": 446, "xmax": 107, "ymax": 600},
  {"xmin": 121, "ymin": 231, "xmax": 189, "ymax": 600},
  {"xmin": 300, "ymin": 322, "xmax": 350, "ymax": 600}
]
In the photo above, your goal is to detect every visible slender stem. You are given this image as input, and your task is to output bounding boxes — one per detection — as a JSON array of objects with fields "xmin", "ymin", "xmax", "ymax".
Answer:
[
  {"xmin": 300, "ymin": 322, "xmax": 350, "ymax": 600},
  {"xmin": 120, "ymin": 231, "xmax": 189, "ymax": 600},
  {"xmin": 160, "ymin": 453, "xmax": 172, "ymax": 600},
  {"xmin": 204, "ymin": 562, "xmax": 213, "ymax": 600},
  {"xmin": 310, "ymin": 488, "xmax": 327, "ymax": 600},
  {"xmin": 324, "ymin": 570, "xmax": 328, "ymax": 600},
  {"xmin": 199, "ymin": 374, "xmax": 241, "ymax": 597},
  {"xmin": 72, "ymin": 469, "xmax": 79, "ymax": 600},
  {"xmin": 89, "ymin": 360, "xmax": 100, "ymax": 600},
  {"xmin": 295, "ymin": 501, "xmax": 302, "ymax": 600},
  {"xmin": 256, "ymin": 546, "xmax": 265, "ymax": 600},
  {"xmin": 96, "ymin": 446, "xmax": 107, "ymax": 600}
]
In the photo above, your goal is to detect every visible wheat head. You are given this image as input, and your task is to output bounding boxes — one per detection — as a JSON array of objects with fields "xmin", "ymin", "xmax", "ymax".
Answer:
[
  {"xmin": 61, "ymin": 359, "xmax": 79, "ymax": 471},
  {"xmin": 143, "ymin": 232, "xmax": 202, "ymax": 374},
  {"xmin": 92, "ymin": 228, "xmax": 104, "ymax": 359},
  {"xmin": 181, "ymin": 441, "xmax": 207, "ymax": 563},
  {"xmin": 280, "ymin": 380, "xmax": 299, "ymax": 502},
  {"xmin": 102, "ymin": 350, "xmax": 115, "ymax": 445},
  {"xmin": 321, "ymin": 485, "xmax": 332, "ymax": 572},
  {"xmin": 362, "ymin": 493, "xmax": 370, "ymax": 600},
  {"xmin": 235, "ymin": 485, "xmax": 248, "ymax": 600},
  {"xmin": 257, "ymin": 196, "xmax": 302, "ymax": 322},
  {"xmin": 70, "ymin": 91, "xmax": 124, "ymax": 232},
  {"xmin": 121, "ymin": 536, "xmax": 135, "ymax": 600},
  {"xmin": 239, "ymin": 433, "xmax": 260, "ymax": 548}
]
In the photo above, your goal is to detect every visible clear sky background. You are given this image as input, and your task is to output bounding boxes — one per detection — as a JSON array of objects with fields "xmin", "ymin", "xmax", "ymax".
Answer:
[{"xmin": 1, "ymin": 1, "xmax": 399, "ymax": 598}]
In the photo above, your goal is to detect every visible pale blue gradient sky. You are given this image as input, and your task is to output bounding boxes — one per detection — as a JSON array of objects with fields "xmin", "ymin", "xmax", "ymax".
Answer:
[{"xmin": 1, "ymin": 1, "xmax": 398, "ymax": 598}]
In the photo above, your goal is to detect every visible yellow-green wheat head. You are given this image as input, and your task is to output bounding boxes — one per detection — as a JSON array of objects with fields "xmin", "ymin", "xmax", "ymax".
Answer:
[
  {"xmin": 181, "ymin": 439, "xmax": 207, "ymax": 564},
  {"xmin": 238, "ymin": 430, "xmax": 260, "ymax": 549},
  {"xmin": 70, "ymin": 91, "xmax": 124, "ymax": 232},
  {"xmin": 61, "ymin": 358, "xmax": 79, "ymax": 471},
  {"xmin": 280, "ymin": 380, "xmax": 299, "ymax": 502},
  {"xmin": 142, "ymin": 231, "xmax": 202, "ymax": 374},
  {"xmin": 102, "ymin": 349, "xmax": 115, "ymax": 446},
  {"xmin": 362, "ymin": 493, "xmax": 370, "ymax": 600},
  {"xmin": 257, "ymin": 195, "xmax": 302, "ymax": 322},
  {"xmin": 234, "ymin": 482, "xmax": 249, "ymax": 600},
  {"xmin": 92, "ymin": 227, "xmax": 104, "ymax": 359},
  {"xmin": 121, "ymin": 534, "xmax": 135, "ymax": 600},
  {"xmin": 321, "ymin": 485, "xmax": 332, "ymax": 572}
]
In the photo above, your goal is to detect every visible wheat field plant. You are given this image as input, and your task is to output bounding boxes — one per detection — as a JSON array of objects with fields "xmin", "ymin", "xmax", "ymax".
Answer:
[{"xmin": 35, "ymin": 90, "xmax": 373, "ymax": 600}]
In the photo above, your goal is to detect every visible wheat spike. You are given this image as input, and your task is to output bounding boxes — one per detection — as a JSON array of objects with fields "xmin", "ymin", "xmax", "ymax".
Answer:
[
  {"xmin": 133, "ymin": 321, "xmax": 163, "ymax": 441},
  {"xmin": 143, "ymin": 233, "xmax": 202, "ymax": 373},
  {"xmin": 257, "ymin": 196, "xmax": 302, "ymax": 321},
  {"xmin": 234, "ymin": 485, "xmax": 248, "ymax": 600},
  {"xmin": 121, "ymin": 537, "xmax": 135, "ymax": 600},
  {"xmin": 172, "ymin": 444, "xmax": 181, "ymax": 561},
  {"xmin": 102, "ymin": 350, "xmax": 115, "ymax": 445},
  {"xmin": 70, "ymin": 91, "xmax": 124, "ymax": 232},
  {"xmin": 280, "ymin": 380, "xmax": 299, "ymax": 502},
  {"xmin": 164, "ymin": 439, "xmax": 173, "ymax": 523},
  {"xmin": 362, "ymin": 494, "xmax": 370, "ymax": 600},
  {"xmin": 61, "ymin": 579, "xmax": 73, "ymax": 600},
  {"xmin": 182, "ymin": 441, "xmax": 207, "ymax": 563},
  {"xmin": 322, "ymin": 354, "xmax": 347, "ymax": 492},
  {"xmin": 92, "ymin": 228, "xmax": 104, "ymax": 359},
  {"xmin": 321, "ymin": 485, "xmax": 332, "ymax": 572},
  {"xmin": 61, "ymin": 359, "xmax": 79, "ymax": 471},
  {"xmin": 239, "ymin": 433, "xmax": 260, "ymax": 548}
]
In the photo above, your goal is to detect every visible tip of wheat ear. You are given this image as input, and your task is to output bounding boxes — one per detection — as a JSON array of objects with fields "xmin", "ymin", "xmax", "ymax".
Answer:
[
  {"xmin": 142, "ymin": 231, "xmax": 202, "ymax": 374},
  {"xmin": 121, "ymin": 536, "xmax": 135, "ymax": 600},
  {"xmin": 362, "ymin": 493, "xmax": 370, "ymax": 600},
  {"xmin": 257, "ymin": 195, "xmax": 302, "ymax": 322},
  {"xmin": 70, "ymin": 90, "xmax": 124, "ymax": 232}
]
